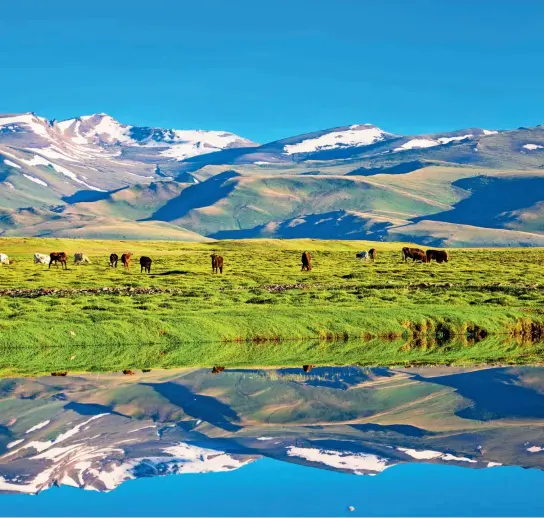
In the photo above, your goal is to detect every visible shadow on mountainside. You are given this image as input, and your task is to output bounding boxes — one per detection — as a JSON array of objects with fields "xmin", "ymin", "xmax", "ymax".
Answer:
[
  {"xmin": 413, "ymin": 176, "xmax": 544, "ymax": 229},
  {"xmin": 413, "ymin": 368, "xmax": 544, "ymax": 421},
  {"xmin": 142, "ymin": 382, "xmax": 242, "ymax": 432},
  {"xmin": 149, "ymin": 170, "xmax": 240, "ymax": 222}
]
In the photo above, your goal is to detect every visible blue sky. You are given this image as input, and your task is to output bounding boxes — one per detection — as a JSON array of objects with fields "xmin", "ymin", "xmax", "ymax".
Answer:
[{"xmin": 1, "ymin": 0, "xmax": 543, "ymax": 142}]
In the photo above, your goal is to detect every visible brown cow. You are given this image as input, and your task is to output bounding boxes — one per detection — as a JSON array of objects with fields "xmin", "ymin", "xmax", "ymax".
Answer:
[
  {"xmin": 426, "ymin": 249, "xmax": 449, "ymax": 263},
  {"xmin": 51, "ymin": 372, "xmax": 67, "ymax": 376},
  {"xmin": 49, "ymin": 252, "xmax": 68, "ymax": 269},
  {"xmin": 303, "ymin": 364, "xmax": 314, "ymax": 372},
  {"xmin": 121, "ymin": 253, "xmax": 132, "ymax": 269},
  {"xmin": 301, "ymin": 252, "xmax": 312, "ymax": 271},
  {"xmin": 140, "ymin": 256, "xmax": 152, "ymax": 273},
  {"xmin": 210, "ymin": 253, "xmax": 224, "ymax": 274},
  {"xmin": 110, "ymin": 253, "xmax": 119, "ymax": 268},
  {"xmin": 402, "ymin": 247, "xmax": 427, "ymax": 263},
  {"xmin": 122, "ymin": 369, "xmax": 135, "ymax": 375},
  {"xmin": 211, "ymin": 366, "xmax": 225, "ymax": 374},
  {"xmin": 368, "ymin": 248, "xmax": 377, "ymax": 261}
]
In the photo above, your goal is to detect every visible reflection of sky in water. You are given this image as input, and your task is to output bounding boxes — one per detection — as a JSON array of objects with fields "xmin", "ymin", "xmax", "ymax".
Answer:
[{"xmin": 2, "ymin": 460, "xmax": 544, "ymax": 517}]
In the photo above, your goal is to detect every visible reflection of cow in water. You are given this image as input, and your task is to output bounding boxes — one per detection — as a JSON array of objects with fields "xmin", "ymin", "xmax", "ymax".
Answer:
[
  {"xmin": 303, "ymin": 364, "xmax": 314, "ymax": 372},
  {"xmin": 402, "ymin": 247, "xmax": 427, "ymax": 263},
  {"xmin": 301, "ymin": 252, "xmax": 312, "ymax": 271},
  {"xmin": 211, "ymin": 254, "xmax": 224, "ymax": 274},
  {"xmin": 212, "ymin": 366, "xmax": 225, "ymax": 374},
  {"xmin": 426, "ymin": 249, "xmax": 449, "ymax": 263}
]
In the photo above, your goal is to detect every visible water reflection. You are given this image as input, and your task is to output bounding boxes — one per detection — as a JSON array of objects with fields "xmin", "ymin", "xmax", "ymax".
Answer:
[{"xmin": 1, "ymin": 366, "xmax": 544, "ymax": 494}]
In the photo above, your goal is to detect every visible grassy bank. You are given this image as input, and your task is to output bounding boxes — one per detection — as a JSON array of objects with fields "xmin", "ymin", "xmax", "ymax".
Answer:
[{"xmin": 0, "ymin": 236, "xmax": 543, "ymax": 373}]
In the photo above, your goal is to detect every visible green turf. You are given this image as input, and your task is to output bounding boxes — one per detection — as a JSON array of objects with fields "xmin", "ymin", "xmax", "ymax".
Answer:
[{"xmin": 0, "ymin": 236, "xmax": 543, "ymax": 375}]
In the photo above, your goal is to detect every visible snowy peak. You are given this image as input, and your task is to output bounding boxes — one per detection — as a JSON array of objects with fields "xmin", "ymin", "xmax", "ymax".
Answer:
[{"xmin": 283, "ymin": 124, "xmax": 394, "ymax": 155}]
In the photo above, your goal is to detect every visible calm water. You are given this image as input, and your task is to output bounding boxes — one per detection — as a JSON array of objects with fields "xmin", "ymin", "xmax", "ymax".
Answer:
[{"xmin": 1, "ymin": 366, "xmax": 544, "ymax": 516}]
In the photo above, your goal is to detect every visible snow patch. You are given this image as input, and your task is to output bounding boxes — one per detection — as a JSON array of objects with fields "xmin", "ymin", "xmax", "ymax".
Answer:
[
  {"xmin": 394, "ymin": 139, "xmax": 440, "ymax": 152},
  {"xmin": 397, "ymin": 447, "xmax": 442, "ymax": 460},
  {"xmin": 3, "ymin": 159, "xmax": 21, "ymax": 168},
  {"xmin": 23, "ymin": 174, "xmax": 48, "ymax": 187},
  {"xmin": 523, "ymin": 144, "xmax": 544, "ymax": 151},
  {"xmin": 487, "ymin": 462, "xmax": 502, "ymax": 467},
  {"xmin": 287, "ymin": 446, "xmax": 391, "ymax": 474},
  {"xmin": 437, "ymin": 134, "xmax": 473, "ymax": 144},
  {"xmin": 6, "ymin": 439, "xmax": 24, "ymax": 449},
  {"xmin": 284, "ymin": 126, "xmax": 388, "ymax": 154},
  {"xmin": 26, "ymin": 420, "xmax": 51, "ymax": 434},
  {"xmin": 482, "ymin": 129, "xmax": 498, "ymax": 135},
  {"xmin": 527, "ymin": 445, "xmax": 543, "ymax": 453}
]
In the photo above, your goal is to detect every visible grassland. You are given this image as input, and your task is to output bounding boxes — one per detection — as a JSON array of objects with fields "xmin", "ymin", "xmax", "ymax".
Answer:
[{"xmin": 0, "ymin": 236, "xmax": 544, "ymax": 375}]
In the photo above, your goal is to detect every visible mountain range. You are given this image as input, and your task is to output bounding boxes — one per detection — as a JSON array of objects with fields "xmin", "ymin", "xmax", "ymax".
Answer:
[
  {"xmin": 1, "ymin": 112, "xmax": 544, "ymax": 246},
  {"xmin": 1, "ymin": 366, "xmax": 544, "ymax": 494}
]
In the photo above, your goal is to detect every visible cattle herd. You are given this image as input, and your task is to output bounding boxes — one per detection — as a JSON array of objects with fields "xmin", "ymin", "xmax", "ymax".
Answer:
[{"xmin": 0, "ymin": 247, "xmax": 449, "ymax": 272}]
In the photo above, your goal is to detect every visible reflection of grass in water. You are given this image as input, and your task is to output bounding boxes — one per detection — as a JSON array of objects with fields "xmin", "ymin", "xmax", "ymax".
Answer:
[{"xmin": 1, "ymin": 335, "xmax": 543, "ymax": 377}]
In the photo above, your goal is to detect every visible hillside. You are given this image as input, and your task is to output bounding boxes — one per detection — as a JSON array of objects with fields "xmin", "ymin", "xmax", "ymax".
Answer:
[{"xmin": 1, "ymin": 113, "xmax": 544, "ymax": 245}]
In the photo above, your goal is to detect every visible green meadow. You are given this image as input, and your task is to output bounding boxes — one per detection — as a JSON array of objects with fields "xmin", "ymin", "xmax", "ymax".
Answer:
[{"xmin": 0, "ymin": 237, "xmax": 543, "ymax": 375}]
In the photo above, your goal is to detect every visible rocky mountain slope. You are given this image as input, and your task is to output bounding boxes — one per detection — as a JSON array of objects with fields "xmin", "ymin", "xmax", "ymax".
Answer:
[{"xmin": 1, "ymin": 113, "xmax": 543, "ymax": 245}]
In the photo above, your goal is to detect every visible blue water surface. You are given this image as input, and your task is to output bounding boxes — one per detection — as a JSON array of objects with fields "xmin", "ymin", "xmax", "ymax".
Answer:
[{"xmin": 1, "ymin": 459, "xmax": 544, "ymax": 517}]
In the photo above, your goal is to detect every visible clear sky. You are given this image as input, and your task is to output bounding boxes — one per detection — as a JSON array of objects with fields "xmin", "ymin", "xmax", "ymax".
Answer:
[{"xmin": 1, "ymin": 0, "xmax": 543, "ymax": 142}]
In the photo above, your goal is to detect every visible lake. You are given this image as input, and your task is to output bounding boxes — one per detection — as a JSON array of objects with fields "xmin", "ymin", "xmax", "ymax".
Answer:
[{"xmin": 1, "ymin": 365, "xmax": 544, "ymax": 516}]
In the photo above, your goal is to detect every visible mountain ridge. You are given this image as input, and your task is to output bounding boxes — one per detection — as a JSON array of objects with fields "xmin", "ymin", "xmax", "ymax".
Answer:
[{"xmin": 1, "ymin": 112, "xmax": 544, "ymax": 245}]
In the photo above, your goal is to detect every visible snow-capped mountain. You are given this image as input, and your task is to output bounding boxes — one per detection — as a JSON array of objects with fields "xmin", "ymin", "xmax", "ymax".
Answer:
[
  {"xmin": 1, "ymin": 112, "xmax": 544, "ymax": 244},
  {"xmin": 0, "ymin": 112, "xmax": 257, "ymax": 196}
]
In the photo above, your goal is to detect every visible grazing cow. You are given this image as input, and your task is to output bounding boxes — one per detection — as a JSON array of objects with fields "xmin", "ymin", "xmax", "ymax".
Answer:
[
  {"xmin": 74, "ymin": 253, "xmax": 91, "ymax": 265},
  {"xmin": 211, "ymin": 366, "xmax": 225, "ymax": 374},
  {"xmin": 0, "ymin": 253, "xmax": 9, "ymax": 265},
  {"xmin": 426, "ymin": 249, "xmax": 449, "ymax": 263},
  {"xmin": 301, "ymin": 251, "xmax": 312, "ymax": 271},
  {"xmin": 51, "ymin": 372, "xmax": 67, "ymax": 376},
  {"xmin": 368, "ymin": 248, "xmax": 377, "ymax": 261},
  {"xmin": 303, "ymin": 364, "xmax": 314, "ymax": 373},
  {"xmin": 34, "ymin": 253, "xmax": 49, "ymax": 264},
  {"xmin": 121, "ymin": 253, "xmax": 132, "ymax": 269},
  {"xmin": 140, "ymin": 256, "xmax": 152, "ymax": 273},
  {"xmin": 142, "ymin": 369, "xmax": 151, "ymax": 373},
  {"xmin": 210, "ymin": 253, "xmax": 224, "ymax": 274},
  {"xmin": 109, "ymin": 253, "xmax": 119, "ymax": 268},
  {"xmin": 122, "ymin": 369, "xmax": 135, "ymax": 375},
  {"xmin": 356, "ymin": 251, "xmax": 368, "ymax": 261},
  {"xmin": 49, "ymin": 252, "xmax": 68, "ymax": 269},
  {"xmin": 402, "ymin": 247, "xmax": 427, "ymax": 263}
]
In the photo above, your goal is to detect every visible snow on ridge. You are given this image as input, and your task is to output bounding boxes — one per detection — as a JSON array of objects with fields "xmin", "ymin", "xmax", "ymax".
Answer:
[
  {"xmin": 523, "ymin": 144, "xmax": 544, "ymax": 151},
  {"xmin": 3, "ymin": 159, "xmax": 20, "ymax": 169},
  {"xmin": 483, "ymin": 129, "xmax": 499, "ymax": 135},
  {"xmin": 284, "ymin": 127, "xmax": 389, "ymax": 155},
  {"xmin": 438, "ymin": 134, "xmax": 473, "ymax": 144},
  {"xmin": 397, "ymin": 447, "xmax": 477, "ymax": 463},
  {"xmin": 527, "ymin": 445, "xmax": 543, "ymax": 453},
  {"xmin": 287, "ymin": 446, "xmax": 391, "ymax": 474},
  {"xmin": 393, "ymin": 139, "xmax": 440, "ymax": 152},
  {"xmin": 25, "ymin": 420, "xmax": 51, "ymax": 433},
  {"xmin": 0, "ymin": 113, "xmax": 52, "ymax": 140}
]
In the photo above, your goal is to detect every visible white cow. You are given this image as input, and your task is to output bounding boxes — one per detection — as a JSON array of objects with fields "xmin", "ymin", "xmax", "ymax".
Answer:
[
  {"xmin": 356, "ymin": 251, "xmax": 368, "ymax": 261},
  {"xmin": 0, "ymin": 253, "xmax": 9, "ymax": 265},
  {"xmin": 34, "ymin": 253, "xmax": 49, "ymax": 264},
  {"xmin": 74, "ymin": 253, "xmax": 91, "ymax": 265}
]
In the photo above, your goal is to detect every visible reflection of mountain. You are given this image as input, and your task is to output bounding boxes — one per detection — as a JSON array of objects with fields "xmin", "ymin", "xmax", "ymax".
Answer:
[{"xmin": 1, "ymin": 366, "xmax": 544, "ymax": 494}]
